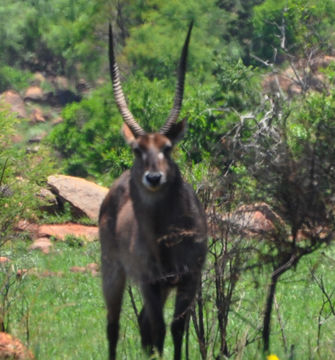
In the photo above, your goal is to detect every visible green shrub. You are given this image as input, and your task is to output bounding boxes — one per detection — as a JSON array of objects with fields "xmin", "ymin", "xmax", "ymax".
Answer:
[
  {"xmin": 252, "ymin": 0, "xmax": 335, "ymax": 61},
  {"xmin": 0, "ymin": 66, "xmax": 32, "ymax": 92},
  {"xmin": 0, "ymin": 107, "xmax": 54, "ymax": 246},
  {"xmin": 48, "ymin": 83, "xmax": 130, "ymax": 183}
]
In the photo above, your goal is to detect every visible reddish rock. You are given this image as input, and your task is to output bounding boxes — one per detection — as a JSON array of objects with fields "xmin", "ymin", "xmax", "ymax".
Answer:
[
  {"xmin": 86, "ymin": 263, "xmax": 99, "ymax": 271},
  {"xmin": 0, "ymin": 257, "xmax": 9, "ymax": 264},
  {"xmin": 47, "ymin": 175, "xmax": 108, "ymax": 221},
  {"xmin": 51, "ymin": 116, "xmax": 63, "ymax": 125},
  {"xmin": 0, "ymin": 332, "xmax": 34, "ymax": 359},
  {"xmin": 38, "ymin": 223, "xmax": 99, "ymax": 242},
  {"xmin": 39, "ymin": 270, "xmax": 63, "ymax": 278},
  {"xmin": 29, "ymin": 237, "xmax": 53, "ymax": 254},
  {"xmin": 70, "ymin": 266, "xmax": 86, "ymax": 273},
  {"xmin": 221, "ymin": 202, "xmax": 286, "ymax": 237},
  {"xmin": 86, "ymin": 262, "xmax": 99, "ymax": 276},
  {"xmin": 234, "ymin": 207, "xmax": 275, "ymax": 233},
  {"xmin": 70, "ymin": 263, "xmax": 99, "ymax": 276},
  {"xmin": 0, "ymin": 90, "xmax": 27, "ymax": 118},
  {"xmin": 30, "ymin": 107, "xmax": 46, "ymax": 123},
  {"xmin": 15, "ymin": 221, "xmax": 98, "ymax": 243},
  {"xmin": 15, "ymin": 221, "xmax": 39, "ymax": 237},
  {"xmin": 24, "ymin": 86, "xmax": 44, "ymax": 102}
]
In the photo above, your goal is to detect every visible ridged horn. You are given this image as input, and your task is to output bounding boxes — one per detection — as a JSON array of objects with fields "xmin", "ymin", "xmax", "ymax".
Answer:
[
  {"xmin": 109, "ymin": 24, "xmax": 145, "ymax": 136},
  {"xmin": 160, "ymin": 21, "xmax": 193, "ymax": 135}
]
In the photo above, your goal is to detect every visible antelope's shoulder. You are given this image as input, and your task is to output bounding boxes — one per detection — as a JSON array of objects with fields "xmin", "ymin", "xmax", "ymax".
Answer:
[
  {"xmin": 99, "ymin": 170, "xmax": 131, "ymax": 220},
  {"xmin": 181, "ymin": 182, "xmax": 205, "ymax": 212},
  {"xmin": 179, "ymin": 181, "xmax": 207, "ymax": 235}
]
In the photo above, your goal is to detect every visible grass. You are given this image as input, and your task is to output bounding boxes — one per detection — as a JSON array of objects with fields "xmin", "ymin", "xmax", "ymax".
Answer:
[
  {"xmin": 1, "ymin": 238, "xmax": 335, "ymax": 359},
  {"xmin": 2, "ymin": 240, "xmax": 105, "ymax": 360},
  {"xmin": 223, "ymin": 247, "xmax": 335, "ymax": 360}
]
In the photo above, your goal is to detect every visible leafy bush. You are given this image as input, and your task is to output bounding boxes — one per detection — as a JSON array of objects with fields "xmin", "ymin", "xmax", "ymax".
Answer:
[
  {"xmin": 122, "ymin": 0, "xmax": 229, "ymax": 80},
  {"xmin": 0, "ymin": 2, "xmax": 36, "ymax": 66},
  {"xmin": 0, "ymin": 66, "xmax": 32, "ymax": 92},
  {"xmin": 252, "ymin": 0, "xmax": 335, "ymax": 61},
  {"xmin": 40, "ymin": 0, "xmax": 105, "ymax": 78},
  {"xmin": 0, "ymin": 0, "xmax": 106, "ymax": 79},
  {"xmin": 217, "ymin": 80, "xmax": 335, "ymax": 351},
  {"xmin": 0, "ymin": 107, "xmax": 54, "ymax": 246},
  {"xmin": 48, "ymin": 83, "xmax": 130, "ymax": 183}
]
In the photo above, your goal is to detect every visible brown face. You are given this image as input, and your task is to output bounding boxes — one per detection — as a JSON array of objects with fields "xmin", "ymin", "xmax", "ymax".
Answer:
[
  {"xmin": 131, "ymin": 133, "xmax": 174, "ymax": 192},
  {"xmin": 122, "ymin": 120, "xmax": 186, "ymax": 192}
]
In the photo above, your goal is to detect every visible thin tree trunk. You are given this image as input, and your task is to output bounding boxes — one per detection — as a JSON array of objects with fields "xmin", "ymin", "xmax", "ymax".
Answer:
[
  {"xmin": 263, "ymin": 273, "xmax": 279, "ymax": 353},
  {"xmin": 263, "ymin": 254, "xmax": 301, "ymax": 352}
]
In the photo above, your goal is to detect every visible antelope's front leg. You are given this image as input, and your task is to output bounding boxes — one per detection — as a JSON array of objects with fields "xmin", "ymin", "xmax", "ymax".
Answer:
[
  {"xmin": 139, "ymin": 282, "xmax": 168, "ymax": 357},
  {"xmin": 172, "ymin": 276, "xmax": 198, "ymax": 360},
  {"xmin": 102, "ymin": 261, "xmax": 126, "ymax": 360}
]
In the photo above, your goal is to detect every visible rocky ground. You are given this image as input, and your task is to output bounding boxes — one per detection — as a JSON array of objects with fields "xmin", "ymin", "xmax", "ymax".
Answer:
[
  {"xmin": 0, "ymin": 72, "xmax": 90, "ymax": 145},
  {"xmin": 17, "ymin": 174, "xmax": 108, "ymax": 256}
]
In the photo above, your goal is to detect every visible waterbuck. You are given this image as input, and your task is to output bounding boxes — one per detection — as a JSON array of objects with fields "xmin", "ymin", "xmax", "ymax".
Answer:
[{"xmin": 99, "ymin": 22, "xmax": 207, "ymax": 360}]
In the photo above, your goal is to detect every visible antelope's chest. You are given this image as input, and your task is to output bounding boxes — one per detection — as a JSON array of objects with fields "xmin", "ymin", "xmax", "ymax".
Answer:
[{"xmin": 156, "ymin": 238, "xmax": 189, "ymax": 283}]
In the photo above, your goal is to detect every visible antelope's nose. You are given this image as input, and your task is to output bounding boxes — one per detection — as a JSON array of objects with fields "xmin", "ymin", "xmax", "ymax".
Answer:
[{"xmin": 145, "ymin": 172, "xmax": 162, "ymax": 187}]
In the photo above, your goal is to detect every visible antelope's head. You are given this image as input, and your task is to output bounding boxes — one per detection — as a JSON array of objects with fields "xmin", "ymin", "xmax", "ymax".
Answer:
[{"xmin": 109, "ymin": 22, "xmax": 193, "ymax": 192}]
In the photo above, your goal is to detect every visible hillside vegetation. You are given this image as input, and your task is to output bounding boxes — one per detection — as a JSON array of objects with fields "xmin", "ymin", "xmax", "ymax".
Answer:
[{"xmin": 1, "ymin": 0, "xmax": 335, "ymax": 359}]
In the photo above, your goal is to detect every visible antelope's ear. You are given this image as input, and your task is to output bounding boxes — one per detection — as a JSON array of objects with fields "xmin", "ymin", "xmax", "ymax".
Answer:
[
  {"xmin": 164, "ymin": 117, "xmax": 187, "ymax": 145},
  {"xmin": 122, "ymin": 123, "xmax": 137, "ymax": 145}
]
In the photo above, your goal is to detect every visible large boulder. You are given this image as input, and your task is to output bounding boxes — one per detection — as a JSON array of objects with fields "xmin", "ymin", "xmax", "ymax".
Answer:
[
  {"xmin": 0, "ymin": 332, "xmax": 34, "ymax": 359},
  {"xmin": 230, "ymin": 203, "xmax": 280, "ymax": 233},
  {"xmin": 47, "ymin": 175, "xmax": 108, "ymax": 221},
  {"xmin": 218, "ymin": 202, "xmax": 286, "ymax": 238},
  {"xmin": 0, "ymin": 90, "xmax": 27, "ymax": 118},
  {"xmin": 24, "ymin": 86, "xmax": 44, "ymax": 102}
]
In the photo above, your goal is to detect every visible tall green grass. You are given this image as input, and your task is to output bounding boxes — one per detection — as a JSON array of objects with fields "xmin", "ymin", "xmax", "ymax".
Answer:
[{"xmin": 1, "ymin": 239, "xmax": 334, "ymax": 359}]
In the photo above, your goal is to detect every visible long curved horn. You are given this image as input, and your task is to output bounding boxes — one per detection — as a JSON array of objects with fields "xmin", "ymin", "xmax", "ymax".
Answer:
[
  {"xmin": 160, "ymin": 21, "xmax": 193, "ymax": 135},
  {"xmin": 109, "ymin": 24, "xmax": 145, "ymax": 136}
]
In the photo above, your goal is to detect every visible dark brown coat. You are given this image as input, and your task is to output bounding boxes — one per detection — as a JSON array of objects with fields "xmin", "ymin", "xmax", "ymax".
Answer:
[{"xmin": 99, "ymin": 22, "xmax": 207, "ymax": 360}]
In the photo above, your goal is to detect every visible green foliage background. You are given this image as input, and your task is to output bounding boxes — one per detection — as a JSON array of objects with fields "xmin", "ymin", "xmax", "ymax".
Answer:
[
  {"xmin": 0, "ymin": 108, "xmax": 54, "ymax": 245},
  {"xmin": 38, "ymin": 0, "xmax": 335, "ymax": 186},
  {"xmin": 2, "ymin": 0, "xmax": 335, "ymax": 358}
]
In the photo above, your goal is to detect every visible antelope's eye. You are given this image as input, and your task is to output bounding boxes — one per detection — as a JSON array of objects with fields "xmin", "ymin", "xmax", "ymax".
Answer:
[
  {"xmin": 163, "ymin": 144, "xmax": 172, "ymax": 155},
  {"xmin": 133, "ymin": 146, "xmax": 142, "ymax": 157}
]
